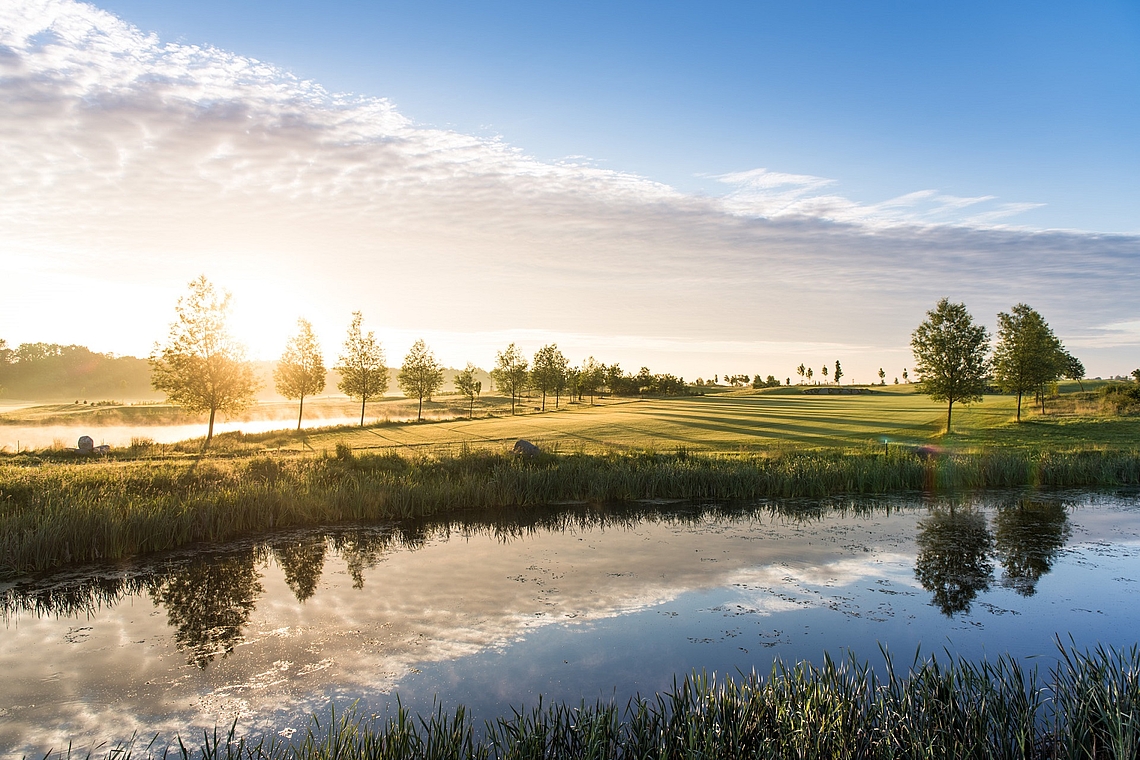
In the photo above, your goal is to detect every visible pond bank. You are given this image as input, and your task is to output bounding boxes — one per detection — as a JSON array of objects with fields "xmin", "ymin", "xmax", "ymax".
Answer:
[{"xmin": 3, "ymin": 447, "xmax": 1139, "ymax": 577}]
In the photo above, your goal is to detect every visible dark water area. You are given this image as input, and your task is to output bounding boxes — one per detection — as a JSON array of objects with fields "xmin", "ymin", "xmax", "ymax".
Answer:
[{"xmin": 2, "ymin": 490, "xmax": 1139, "ymax": 755}]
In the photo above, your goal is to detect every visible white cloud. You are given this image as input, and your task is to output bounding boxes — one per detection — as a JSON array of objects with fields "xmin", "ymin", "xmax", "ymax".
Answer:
[{"xmin": 1, "ymin": 0, "xmax": 1138, "ymax": 379}]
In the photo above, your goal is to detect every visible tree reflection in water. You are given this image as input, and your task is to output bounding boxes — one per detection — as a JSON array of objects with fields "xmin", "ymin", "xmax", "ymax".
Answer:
[
  {"xmin": 915, "ymin": 506, "xmax": 994, "ymax": 616},
  {"xmin": 993, "ymin": 498, "xmax": 1071, "ymax": 597},
  {"xmin": 148, "ymin": 550, "xmax": 263, "ymax": 668},
  {"xmin": 271, "ymin": 537, "xmax": 327, "ymax": 602}
]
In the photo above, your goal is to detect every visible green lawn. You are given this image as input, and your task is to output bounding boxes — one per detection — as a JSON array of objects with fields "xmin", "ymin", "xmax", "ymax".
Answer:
[{"xmin": 291, "ymin": 384, "xmax": 1137, "ymax": 455}]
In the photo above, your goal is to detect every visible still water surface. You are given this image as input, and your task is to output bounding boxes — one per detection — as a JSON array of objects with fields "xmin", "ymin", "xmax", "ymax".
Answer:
[{"xmin": 2, "ymin": 491, "xmax": 1138, "ymax": 755}]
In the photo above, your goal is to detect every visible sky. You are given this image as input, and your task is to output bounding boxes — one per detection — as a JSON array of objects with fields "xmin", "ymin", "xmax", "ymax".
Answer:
[{"xmin": 1, "ymin": 0, "xmax": 1138, "ymax": 382}]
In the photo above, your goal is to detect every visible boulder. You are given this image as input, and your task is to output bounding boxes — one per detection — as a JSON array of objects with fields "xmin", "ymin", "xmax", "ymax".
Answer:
[
  {"xmin": 512, "ymin": 439, "xmax": 540, "ymax": 457},
  {"xmin": 77, "ymin": 435, "xmax": 94, "ymax": 452}
]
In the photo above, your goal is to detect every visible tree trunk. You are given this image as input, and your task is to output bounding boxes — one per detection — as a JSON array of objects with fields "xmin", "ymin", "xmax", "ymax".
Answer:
[
  {"xmin": 359, "ymin": 396, "xmax": 366, "ymax": 427},
  {"xmin": 1016, "ymin": 391, "xmax": 1022, "ymax": 422},
  {"xmin": 206, "ymin": 407, "xmax": 216, "ymax": 446},
  {"xmin": 297, "ymin": 393, "xmax": 305, "ymax": 431},
  {"xmin": 946, "ymin": 399, "xmax": 954, "ymax": 434},
  {"xmin": 418, "ymin": 395, "xmax": 423, "ymax": 421},
  {"xmin": 541, "ymin": 390, "xmax": 546, "ymax": 411},
  {"xmin": 469, "ymin": 397, "xmax": 474, "ymax": 419}
]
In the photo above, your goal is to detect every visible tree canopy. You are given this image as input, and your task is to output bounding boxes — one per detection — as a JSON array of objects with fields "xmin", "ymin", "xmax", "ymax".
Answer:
[
  {"xmin": 274, "ymin": 318, "xmax": 326, "ymax": 430},
  {"xmin": 398, "ymin": 339, "xmax": 444, "ymax": 421},
  {"xmin": 910, "ymin": 298, "xmax": 990, "ymax": 434},
  {"xmin": 149, "ymin": 276, "xmax": 258, "ymax": 445},
  {"xmin": 491, "ymin": 343, "xmax": 528, "ymax": 414},
  {"xmin": 453, "ymin": 363, "xmax": 482, "ymax": 419},
  {"xmin": 531, "ymin": 344, "xmax": 568, "ymax": 411},
  {"xmin": 992, "ymin": 304, "xmax": 1064, "ymax": 421},
  {"xmin": 336, "ymin": 312, "xmax": 388, "ymax": 427}
]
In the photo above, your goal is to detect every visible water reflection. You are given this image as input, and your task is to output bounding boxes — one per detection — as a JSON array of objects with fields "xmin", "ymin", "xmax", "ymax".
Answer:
[
  {"xmin": 2, "ymin": 491, "xmax": 1137, "ymax": 756},
  {"xmin": 150, "ymin": 550, "xmax": 263, "ymax": 667},
  {"xmin": 994, "ymin": 498, "xmax": 1072, "ymax": 597},
  {"xmin": 914, "ymin": 506, "xmax": 995, "ymax": 615}
]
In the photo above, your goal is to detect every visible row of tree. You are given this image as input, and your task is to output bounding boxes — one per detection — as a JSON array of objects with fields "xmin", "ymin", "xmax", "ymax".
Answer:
[
  {"xmin": 148, "ymin": 278, "xmax": 697, "ymax": 445},
  {"xmin": 910, "ymin": 298, "xmax": 1087, "ymax": 432}
]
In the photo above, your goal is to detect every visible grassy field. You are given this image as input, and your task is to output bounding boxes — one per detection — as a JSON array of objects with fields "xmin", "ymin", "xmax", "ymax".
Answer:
[{"xmin": 264, "ymin": 383, "xmax": 1140, "ymax": 456}]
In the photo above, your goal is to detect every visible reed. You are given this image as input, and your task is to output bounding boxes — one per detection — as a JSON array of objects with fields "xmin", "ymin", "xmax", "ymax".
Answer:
[
  {"xmin": 41, "ymin": 642, "xmax": 1140, "ymax": 759},
  {"xmin": 3, "ymin": 447, "xmax": 1139, "ymax": 578}
]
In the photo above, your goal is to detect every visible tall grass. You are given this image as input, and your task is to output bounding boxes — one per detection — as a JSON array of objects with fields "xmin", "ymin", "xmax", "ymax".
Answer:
[
  {"xmin": 3, "ymin": 447, "xmax": 1139, "ymax": 577},
  {"xmin": 40, "ymin": 642, "xmax": 1140, "ymax": 759}
]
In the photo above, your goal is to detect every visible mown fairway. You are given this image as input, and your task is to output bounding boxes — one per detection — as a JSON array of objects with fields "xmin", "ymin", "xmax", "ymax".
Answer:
[{"xmin": 293, "ymin": 385, "xmax": 1138, "ymax": 454}]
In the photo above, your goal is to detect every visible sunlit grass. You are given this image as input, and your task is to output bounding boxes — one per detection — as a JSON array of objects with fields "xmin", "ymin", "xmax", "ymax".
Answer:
[
  {"xmin": 3, "ymin": 447, "xmax": 1138, "ymax": 578},
  {"xmin": 42, "ymin": 642, "xmax": 1140, "ymax": 759}
]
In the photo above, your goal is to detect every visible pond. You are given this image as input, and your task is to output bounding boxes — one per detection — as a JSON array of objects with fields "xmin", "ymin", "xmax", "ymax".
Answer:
[{"xmin": 2, "ymin": 490, "xmax": 1139, "ymax": 755}]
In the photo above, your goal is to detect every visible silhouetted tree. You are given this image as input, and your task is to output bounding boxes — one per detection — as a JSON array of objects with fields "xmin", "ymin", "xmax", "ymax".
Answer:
[
  {"xmin": 274, "ymin": 318, "xmax": 326, "ymax": 430},
  {"xmin": 491, "ymin": 343, "xmax": 528, "ymax": 414},
  {"xmin": 150, "ymin": 276, "xmax": 258, "ymax": 446},
  {"xmin": 796, "ymin": 363, "xmax": 806, "ymax": 384},
  {"xmin": 878, "ymin": 368, "xmax": 886, "ymax": 385},
  {"xmin": 833, "ymin": 360, "xmax": 843, "ymax": 385},
  {"xmin": 1133, "ymin": 368, "xmax": 1140, "ymax": 384},
  {"xmin": 915, "ymin": 506, "xmax": 994, "ymax": 616},
  {"xmin": 993, "ymin": 499, "xmax": 1071, "ymax": 597},
  {"xmin": 398, "ymin": 339, "xmax": 444, "ymax": 421},
  {"xmin": 821, "ymin": 365, "xmax": 828, "ymax": 382},
  {"xmin": 454, "ymin": 363, "xmax": 482, "ymax": 419},
  {"xmin": 993, "ymin": 304, "xmax": 1064, "ymax": 422},
  {"xmin": 806, "ymin": 367, "xmax": 813, "ymax": 383},
  {"xmin": 336, "ymin": 312, "xmax": 388, "ymax": 426},
  {"xmin": 902, "ymin": 368, "xmax": 909, "ymax": 383},
  {"xmin": 911, "ymin": 298, "xmax": 990, "ymax": 434}
]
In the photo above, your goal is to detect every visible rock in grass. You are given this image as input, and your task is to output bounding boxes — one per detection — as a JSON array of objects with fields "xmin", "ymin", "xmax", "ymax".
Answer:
[{"xmin": 512, "ymin": 439, "xmax": 540, "ymax": 457}]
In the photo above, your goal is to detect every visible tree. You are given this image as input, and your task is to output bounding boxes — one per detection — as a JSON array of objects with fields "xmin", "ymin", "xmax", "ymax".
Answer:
[
  {"xmin": 336, "ymin": 312, "xmax": 388, "ymax": 427},
  {"xmin": 833, "ymin": 360, "xmax": 843, "ymax": 385},
  {"xmin": 902, "ymin": 368, "xmax": 909, "ymax": 383},
  {"xmin": 531, "ymin": 344, "xmax": 568, "ymax": 411},
  {"xmin": 1062, "ymin": 352, "xmax": 1085, "ymax": 391},
  {"xmin": 992, "ymin": 304, "xmax": 1064, "ymax": 422},
  {"xmin": 454, "ymin": 363, "xmax": 482, "ymax": 419},
  {"xmin": 150, "ymin": 276, "xmax": 258, "ymax": 446},
  {"xmin": 398, "ymin": 339, "xmax": 444, "ymax": 421},
  {"xmin": 274, "ymin": 318, "xmax": 326, "ymax": 430},
  {"xmin": 806, "ymin": 367, "xmax": 813, "ymax": 383},
  {"xmin": 1133, "ymin": 369, "xmax": 1140, "ymax": 384},
  {"xmin": 910, "ymin": 298, "xmax": 990, "ymax": 434},
  {"xmin": 878, "ymin": 368, "xmax": 886, "ymax": 385},
  {"xmin": 580, "ymin": 356, "xmax": 603, "ymax": 404},
  {"xmin": 993, "ymin": 498, "xmax": 1070, "ymax": 597},
  {"xmin": 821, "ymin": 365, "xmax": 828, "ymax": 382},
  {"xmin": 491, "ymin": 343, "xmax": 528, "ymax": 414},
  {"xmin": 796, "ymin": 363, "xmax": 806, "ymax": 384}
]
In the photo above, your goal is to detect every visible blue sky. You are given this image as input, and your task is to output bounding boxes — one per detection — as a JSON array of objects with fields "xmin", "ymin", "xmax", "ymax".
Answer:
[
  {"xmin": 1, "ymin": 0, "xmax": 1138, "ymax": 380},
  {"xmin": 97, "ymin": 0, "xmax": 1140, "ymax": 232}
]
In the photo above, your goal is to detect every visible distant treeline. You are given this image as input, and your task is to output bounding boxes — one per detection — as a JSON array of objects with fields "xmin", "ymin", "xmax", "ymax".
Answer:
[{"xmin": 0, "ymin": 341, "xmax": 157, "ymax": 401}]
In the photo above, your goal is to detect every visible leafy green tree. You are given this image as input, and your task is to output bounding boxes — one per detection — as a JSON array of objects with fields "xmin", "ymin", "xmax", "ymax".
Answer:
[
  {"xmin": 605, "ymin": 363, "xmax": 624, "ymax": 396},
  {"xmin": 491, "ymin": 343, "xmax": 528, "ymax": 414},
  {"xmin": 1133, "ymin": 369, "xmax": 1140, "ymax": 384},
  {"xmin": 274, "ymin": 318, "xmax": 326, "ymax": 430},
  {"xmin": 566, "ymin": 365, "xmax": 582, "ymax": 403},
  {"xmin": 833, "ymin": 360, "xmax": 843, "ymax": 385},
  {"xmin": 580, "ymin": 356, "xmax": 604, "ymax": 404},
  {"xmin": 531, "ymin": 344, "xmax": 568, "ymax": 411},
  {"xmin": 993, "ymin": 304, "xmax": 1064, "ymax": 421},
  {"xmin": 398, "ymin": 339, "xmax": 444, "ymax": 421},
  {"xmin": 150, "ymin": 276, "xmax": 258, "ymax": 446},
  {"xmin": 806, "ymin": 367, "xmax": 813, "ymax": 383},
  {"xmin": 821, "ymin": 365, "xmax": 828, "ymax": 382},
  {"xmin": 1062, "ymin": 352, "xmax": 1085, "ymax": 391},
  {"xmin": 878, "ymin": 368, "xmax": 886, "ymax": 385},
  {"xmin": 796, "ymin": 363, "xmax": 806, "ymax": 384},
  {"xmin": 336, "ymin": 312, "xmax": 388, "ymax": 427},
  {"xmin": 454, "ymin": 363, "xmax": 482, "ymax": 419},
  {"xmin": 910, "ymin": 298, "xmax": 990, "ymax": 434}
]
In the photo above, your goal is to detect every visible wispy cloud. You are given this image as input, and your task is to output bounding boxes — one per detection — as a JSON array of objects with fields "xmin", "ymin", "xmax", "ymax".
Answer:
[{"xmin": 1, "ymin": 0, "xmax": 1137, "ymax": 377}]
